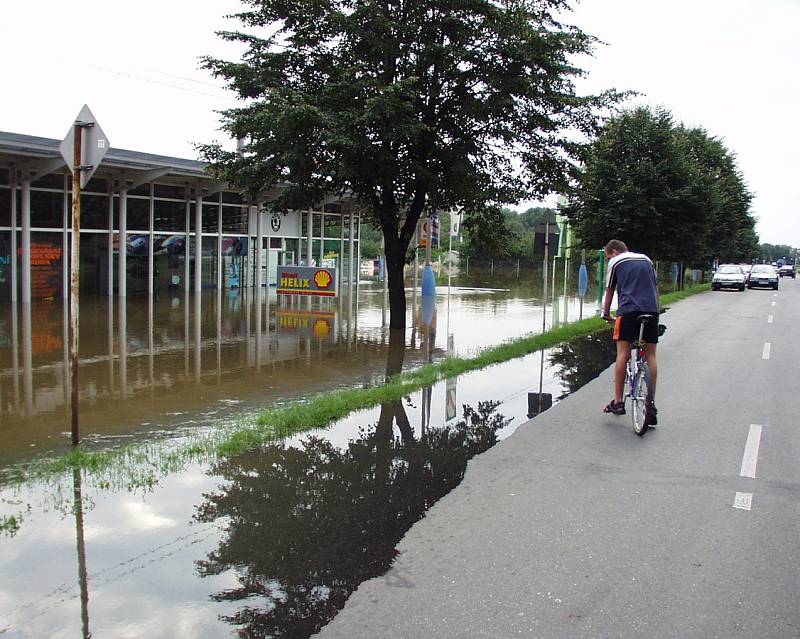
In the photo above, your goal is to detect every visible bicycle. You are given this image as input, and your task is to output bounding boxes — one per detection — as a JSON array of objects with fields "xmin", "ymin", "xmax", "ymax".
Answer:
[{"xmin": 605, "ymin": 313, "xmax": 666, "ymax": 436}]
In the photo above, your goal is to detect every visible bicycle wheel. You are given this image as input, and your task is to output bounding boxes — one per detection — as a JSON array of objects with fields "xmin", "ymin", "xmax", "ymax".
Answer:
[{"xmin": 630, "ymin": 361, "xmax": 653, "ymax": 436}]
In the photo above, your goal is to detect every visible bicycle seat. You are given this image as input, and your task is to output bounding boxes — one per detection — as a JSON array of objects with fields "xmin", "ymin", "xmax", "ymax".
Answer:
[{"xmin": 635, "ymin": 313, "xmax": 654, "ymax": 322}]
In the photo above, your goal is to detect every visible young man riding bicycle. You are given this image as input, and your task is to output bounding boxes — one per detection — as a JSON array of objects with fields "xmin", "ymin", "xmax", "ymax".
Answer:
[{"xmin": 601, "ymin": 239, "xmax": 659, "ymax": 425}]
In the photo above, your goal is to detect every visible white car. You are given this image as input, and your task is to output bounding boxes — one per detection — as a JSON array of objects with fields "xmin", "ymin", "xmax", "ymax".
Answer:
[{"xmin": 712, "ymin": 264, "xmax": 746, "ymax": 291}]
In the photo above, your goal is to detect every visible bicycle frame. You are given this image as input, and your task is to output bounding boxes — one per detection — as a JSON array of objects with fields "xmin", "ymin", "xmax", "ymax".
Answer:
[{"xmin": 624, "ymin": 323, "xmax": 648, "ymax": 402}]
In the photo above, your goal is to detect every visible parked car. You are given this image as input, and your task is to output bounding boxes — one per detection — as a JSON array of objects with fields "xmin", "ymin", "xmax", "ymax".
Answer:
[
  {"xmin": 778, "ymin": 264, "xmax": 796, "ymax": 278},
  {"xmin": 712, "ymin": 264, "xmax": 746, "ymax": 291},
  {"xmin": 739, "ymin": 264, "xmax": 752, "ymax": 285},
  {"xmin": 748, "ymin": 264, "xmax": 779, "ymax": 290}
]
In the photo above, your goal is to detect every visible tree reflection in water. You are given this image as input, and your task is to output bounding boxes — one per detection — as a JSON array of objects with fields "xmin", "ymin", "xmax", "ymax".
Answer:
[
  {"xmin": 549, "ymin": 328, "xmax": 616, "ymax": 398},
  {"xmin": 194, "ymin": 400, "xmax": 510, "ymax": 639}
]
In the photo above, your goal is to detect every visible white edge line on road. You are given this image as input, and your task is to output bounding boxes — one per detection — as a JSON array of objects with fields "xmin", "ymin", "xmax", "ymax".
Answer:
[
  {"xmin": 740, "ymin": 424, "xmax": 762, "ymax": 478},
  {"xmin": 762, "ymin": 343, "xmax": 771, "ymax": 360},
  {"xmin": 734, "ymin": 492, "xmax": 753, "ymax": 510},
  {"xmin": 767, "ymin": 315, "xmax": 774, "ymax": 324}
]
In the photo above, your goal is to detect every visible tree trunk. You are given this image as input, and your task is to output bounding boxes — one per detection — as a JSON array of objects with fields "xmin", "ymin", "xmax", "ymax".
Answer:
[{"xmin": 384, "ymin": 237, "xmax": 408, "ymax": 330}]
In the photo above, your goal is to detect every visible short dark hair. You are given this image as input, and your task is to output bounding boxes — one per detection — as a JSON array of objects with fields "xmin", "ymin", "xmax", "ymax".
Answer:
[{"xmin": 604, "ymin": 239, "xmax": 628, "ymax": 255}]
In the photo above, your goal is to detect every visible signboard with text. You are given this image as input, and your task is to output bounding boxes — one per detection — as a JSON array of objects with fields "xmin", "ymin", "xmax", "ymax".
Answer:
[{"xmin": 276, "ymin": 266, "xmax": 337, "ymax": 297}]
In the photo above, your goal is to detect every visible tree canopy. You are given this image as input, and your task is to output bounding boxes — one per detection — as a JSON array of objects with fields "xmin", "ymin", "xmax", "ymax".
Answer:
[
  {"xmin": 199, "ymin": 0, "xmax": 623, "ymax": 327},
  {"xmin": 563, "ymin": 106, "xmax": 758, "ymax": 266}
]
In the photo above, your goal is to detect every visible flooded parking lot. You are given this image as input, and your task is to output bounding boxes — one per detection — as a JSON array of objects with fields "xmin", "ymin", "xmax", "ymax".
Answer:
[{"xmin": 0, "ymin": 270, "xmax": 618, "ymax": 638}]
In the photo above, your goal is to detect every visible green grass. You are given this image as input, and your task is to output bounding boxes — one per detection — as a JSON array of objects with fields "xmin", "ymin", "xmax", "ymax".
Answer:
[{"xmin": 2, "ymin": 283, "xmax": 709, "ymax": 497}]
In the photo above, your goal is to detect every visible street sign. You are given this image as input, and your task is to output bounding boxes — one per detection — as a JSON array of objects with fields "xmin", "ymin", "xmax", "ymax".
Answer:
[{"xmin": 59, "ymin": 105, "xmax": 109, "ymax": 188}]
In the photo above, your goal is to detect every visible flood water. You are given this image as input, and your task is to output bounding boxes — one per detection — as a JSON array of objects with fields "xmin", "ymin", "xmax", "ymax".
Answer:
[
  {"xmin": 0, "ymin": 269, "xmax": 617, "ymax": 638},
  {"xmin": 0, "ymin": 270, "xmax": 600, "ymax": 464}
]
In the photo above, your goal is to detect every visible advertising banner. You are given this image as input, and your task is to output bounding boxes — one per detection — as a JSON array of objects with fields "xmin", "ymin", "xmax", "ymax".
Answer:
[{"xmin": 276, "ymin": 266, "xmax": 337, "ymax": 297}]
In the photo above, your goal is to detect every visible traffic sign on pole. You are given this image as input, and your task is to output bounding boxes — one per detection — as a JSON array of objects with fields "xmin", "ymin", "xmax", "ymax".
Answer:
[{"xmin": 59, "ymin": 105, "xmax": 110, "ymax": 188}]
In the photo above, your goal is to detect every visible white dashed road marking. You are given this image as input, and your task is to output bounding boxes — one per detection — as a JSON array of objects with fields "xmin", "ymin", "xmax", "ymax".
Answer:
[
  {"xmin": 762, "ymin": 343, "xmax": 771, "ymax": 360},
  {"xmin": 771, "ymin": 301, "xmax": 776, "ymax": 306},
  {"xmin": 734, "ymin": 492, "xmax": 753, "ymax": 511},
  {"xmin": 740, "ymin": 424, "xmax": 762, "ymax": 478},
  {"xmin": 767, "ymin": 315, "xmax": 773, "ymax": 323}
]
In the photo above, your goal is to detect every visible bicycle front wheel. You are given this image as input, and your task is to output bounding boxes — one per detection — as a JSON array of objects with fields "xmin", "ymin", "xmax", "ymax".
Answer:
[{"xmin": 630, "ymin": 362, "xmax": 653, "ymax": 436}]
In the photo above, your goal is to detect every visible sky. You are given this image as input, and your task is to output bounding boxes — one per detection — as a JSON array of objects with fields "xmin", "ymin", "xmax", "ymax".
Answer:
[{"xmin": 1, "ymin": 0, "xmax": 798, "ymax": 246}]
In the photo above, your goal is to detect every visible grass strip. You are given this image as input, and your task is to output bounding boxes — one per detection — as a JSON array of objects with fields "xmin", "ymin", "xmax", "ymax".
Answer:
[{"xmin": 6, "ymin": 283, "xmax": 709, "ymax": 493}]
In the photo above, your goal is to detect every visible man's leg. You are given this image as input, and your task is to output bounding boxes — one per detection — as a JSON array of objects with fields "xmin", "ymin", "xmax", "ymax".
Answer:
[
  {"xmin": 614, "ymin": 339, "xmax": 631, "ymax": 403},
  {"xmin": 644, "ymin": 343, "xmax": 657, "ymax": 399}
]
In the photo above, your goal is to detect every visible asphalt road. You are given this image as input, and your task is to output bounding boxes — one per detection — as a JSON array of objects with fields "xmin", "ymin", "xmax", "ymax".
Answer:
[{"xmin": 319, "ymin": 279, "xmax": 800, "ymax": 639}]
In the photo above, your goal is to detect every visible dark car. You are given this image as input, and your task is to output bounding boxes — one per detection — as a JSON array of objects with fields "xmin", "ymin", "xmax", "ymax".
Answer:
[
  {"xmin": 748, "ymin": 264, "xmax": 779, "ymax": 290},
  {"xmin": 778, "ymin": 264, "xmax": 796, "ymax": 278}
]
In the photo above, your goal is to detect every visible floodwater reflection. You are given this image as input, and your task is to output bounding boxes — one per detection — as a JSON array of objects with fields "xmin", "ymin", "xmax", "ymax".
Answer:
[
  {"xmin": 194, "ymin": 401, "xmax": 510, "ymax": 639},
  {"xmin": 0, "ymin": 327, "xmax": 617, "ymax": 638}
]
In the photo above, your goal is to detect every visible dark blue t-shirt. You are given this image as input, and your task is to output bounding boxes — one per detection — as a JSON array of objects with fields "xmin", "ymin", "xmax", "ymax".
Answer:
[{"xmin": 606, "ymin": 252, "xmax": 659, "ymax": 315}]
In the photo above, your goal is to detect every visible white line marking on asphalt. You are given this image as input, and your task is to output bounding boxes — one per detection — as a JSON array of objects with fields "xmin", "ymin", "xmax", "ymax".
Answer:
[
  {"xmin": 774, "ymin": 293, "xmax": 778, "ymax": 297},
  {"xmin": 771, "ymin": 301, "xmax": 776, "ymax": 307},
  {"xmin": 768, "ymin": 315, "xmax": 773, "ymax": 324},
  {"xmin": 740, "ymin": 424, "xmax": 762, "ymax": 478},
  {"xmin": 762, "ymin": 343, "xmax": 771, "ymax": 359},
  {"xmin": 734, "ymin": 492, "xmax": 753, "ymax": 510}
]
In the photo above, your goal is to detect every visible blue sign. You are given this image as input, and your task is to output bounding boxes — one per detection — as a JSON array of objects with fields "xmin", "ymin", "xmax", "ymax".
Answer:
[{"xmin": 578, "ymin": 264, "xmax": 588, "ymax": 297}]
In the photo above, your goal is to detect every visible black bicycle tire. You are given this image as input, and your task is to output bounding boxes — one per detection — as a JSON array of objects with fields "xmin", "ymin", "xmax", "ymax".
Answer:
[{"xmin": 631, "ymin": 362, "xmax": 653, "ymax": 436}]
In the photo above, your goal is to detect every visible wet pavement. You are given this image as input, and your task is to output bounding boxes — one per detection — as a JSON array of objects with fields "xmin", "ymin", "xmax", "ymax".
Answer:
[{"xmin": 0, "ymin": 270, "xmax": 620, "ymax": 638}]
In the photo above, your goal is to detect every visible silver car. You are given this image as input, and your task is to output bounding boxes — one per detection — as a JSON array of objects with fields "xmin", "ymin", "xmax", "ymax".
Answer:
[
  {"xmin": 712, "ymin": 264, "xmax": 745, "ymax": 291},
  {"xmin": 748, "ymin": 264, "xmax": 779, "ymax": 290}
]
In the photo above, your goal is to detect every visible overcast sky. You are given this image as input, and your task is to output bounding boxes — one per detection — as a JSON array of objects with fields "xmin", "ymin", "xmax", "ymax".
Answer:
[{"xmin": 1, "ymin": 0, "xmax": 797, "ymax": 247}]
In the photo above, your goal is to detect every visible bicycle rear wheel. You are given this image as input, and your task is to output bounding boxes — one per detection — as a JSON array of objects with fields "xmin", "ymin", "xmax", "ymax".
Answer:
[{"xmin": 630, "ymin": 362, "xmax": 653, "ymax": 436}]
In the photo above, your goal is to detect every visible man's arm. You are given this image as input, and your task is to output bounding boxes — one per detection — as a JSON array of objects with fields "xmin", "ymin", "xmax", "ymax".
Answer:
[{"xmin": 602, "ymin": 286, "xmax": 615, "ymax": 320}]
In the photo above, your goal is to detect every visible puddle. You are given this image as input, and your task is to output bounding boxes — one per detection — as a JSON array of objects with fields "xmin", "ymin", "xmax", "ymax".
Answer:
[{"xmin": 0, "ymin": 328, "xmax": 615, "ymax": 638}]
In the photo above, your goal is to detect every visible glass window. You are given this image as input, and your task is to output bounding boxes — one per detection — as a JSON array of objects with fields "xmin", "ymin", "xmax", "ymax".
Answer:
[
  {"xmin": 154, "ymin": 199, "xmax": 186, "ymax": 232},
  {"xmin": 202, "ymin": 203, "xmax": 219, "ymax": 233},
  {"xmin": 82, "ymin": 177, "xmax": 108, "ymax": 195},
  {"xmin": 222, "ymin": 191, "xmax": 244, "ymax": 205},
  {"xmin": 126, "ymin": 197, "xmax": 150, "ymax": 231},
  {"xmin": 221, "ymin": 206, "xmax": 247, "ymax": 234},
  {"xmin": 30, "ymin": 190, "xmax": 64, "ymax": 228},
  {"xmin": 313, "ymin": 213, "xmax": 322, "ymax": 238},
  {"xmin": 31, "ymin": 172, "xmax": 66, "ymax": 190},
  {"xmin": 0, "ymin": 230, "xmax": 10, "ymax": 300},
  {"xmin": 80, "ymin": 193, "xmax": 111, "ymax": 230},
  {"xmin": 30, "ymin": 232, "xmax": 64, "ymax": 298},
  {"xmin": 0, "ymin": 187, "xmax": 10, "ymax": 227},
  {"xmin": 154, "ymin": 184, "xmax": 186, "ymax": 200},
  {"xmin": 0, "ymin": 168, "xmax": 8, "ymax": 186},
  {"xmin": 127, "ymin": 183, "xmax": 150, "ymax": 197}
]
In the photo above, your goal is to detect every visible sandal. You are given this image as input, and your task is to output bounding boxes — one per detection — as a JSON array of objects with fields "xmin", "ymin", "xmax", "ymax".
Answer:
[
  {"xmin": 603, "ymin": 399, "xmax": 625, "ymax": 415},
  {"xmin": 645, "ymin": 402, "xmax": 658, "ymax": 426}
]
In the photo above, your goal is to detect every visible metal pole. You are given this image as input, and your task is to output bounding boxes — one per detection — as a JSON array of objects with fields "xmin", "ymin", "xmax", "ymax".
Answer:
[
  {"xmin": 70, "ymin": 122, "xmax": 83, "ymax": 444},
  {"xmin": 107, "ymin": 180, "xmax": 114, "ymax": 295},
  {"xmin": 21, "ymin": 178, "xmax": 31, "ymax": 304},
  {"xmin": 118, "ymin": 188, "xmax": 127, "ymax": 298},
  {"xmin": 542, "ymin": 221, "xmax": 549, "ymax": 333}
]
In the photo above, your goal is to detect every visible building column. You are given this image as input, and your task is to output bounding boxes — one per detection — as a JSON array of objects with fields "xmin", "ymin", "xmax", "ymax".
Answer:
[
  {"xmin": 348, "ymin": 211, "xmax": 355, "ymax": 286},
  {"xmin": 9, "ymin": 169, "xmax": 17, "ymax": 303},
  {"xmin": 62, "ymin": 171, "xmax": 69, "ymax": 300},
  {"xmin": 306, "ymin": 207, "xmax": 313, "ymax": 266},
  {"xmin": 256, "ymin": 204, "xmax": 263, "ymax": 289},
  {"xmin": 107, "ymin": 181, "xmax": 114, "ymax": 296},
  {"xmin": 184, "ymin": 187, "xmax": 191, "ymax": 293},
  {"xmin": 217, "ymin": 192, "xmax": 223, "ymax": 290},
  {"xmin": 356, "ymin": 213, "xmax": 361, "ymax": 285},
  {"xmin": 339, "ymin": 216, "xmax": 345, "ymax": 288},
  {"xmin": 118, "ymin": 188, "xmax": 128, "ymax": 297},
  {"xmin": 319, "ymin": 209, "xmax": 325, "ymax": 265},
  {"xmin": 148, "ymin": 183, "xmax": 154, "ymax": 297},
  {"xmin": 194, "ymin": 191, "xmax": 203, "ymax": 293},
  {"xmin": 20, "ymin": 178, "xmax": 31, "ymax": 304}
]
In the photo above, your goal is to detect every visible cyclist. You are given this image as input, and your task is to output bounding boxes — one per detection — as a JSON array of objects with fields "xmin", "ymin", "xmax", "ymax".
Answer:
[{"xmin": 600, "ymin": 239, "xmax": 659, "ymax": 425}]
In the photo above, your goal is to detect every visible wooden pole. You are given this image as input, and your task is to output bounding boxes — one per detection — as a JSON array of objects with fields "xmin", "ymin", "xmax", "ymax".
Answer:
[{"xmin": 70, "ymin": 123, "xmax": 83, "ymax": 445}]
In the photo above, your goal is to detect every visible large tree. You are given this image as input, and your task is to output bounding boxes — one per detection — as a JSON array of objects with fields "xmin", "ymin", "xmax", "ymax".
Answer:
[
  {"xmin": 564, "ymin": 106, "xmax": 757, "ymax": 266},
  {"xmin": 199, "ymin": 0, "xmax": 621, "ymax": 328}
]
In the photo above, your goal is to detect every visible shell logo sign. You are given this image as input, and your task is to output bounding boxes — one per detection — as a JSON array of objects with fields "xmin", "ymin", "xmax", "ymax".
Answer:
[
  {"xmin": 277, "ymin": 266, "xmax": 337, "ymax": 297},
  {"xmin": 314, "ymin": 269, "xmax": 332, "ymax": 289}
]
